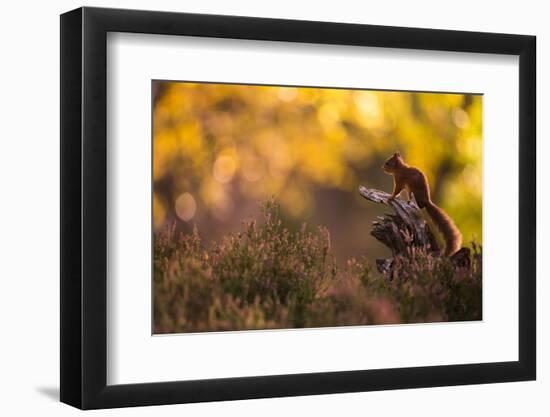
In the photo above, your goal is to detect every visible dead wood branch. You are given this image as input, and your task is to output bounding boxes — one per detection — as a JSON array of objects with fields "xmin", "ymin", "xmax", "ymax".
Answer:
[
  {"xmin": 358, "ymin": 186, "xmax": 470, "ymax": 274},
  {"xmin": 358, "ymin": 186, "xmax": 439, "ymax": 255}
]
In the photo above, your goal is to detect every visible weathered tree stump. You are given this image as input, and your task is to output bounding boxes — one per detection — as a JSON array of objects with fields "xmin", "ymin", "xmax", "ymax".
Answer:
[{"xmin": 358, "ymin": 186, "xmax": 470, "ymax": 274}]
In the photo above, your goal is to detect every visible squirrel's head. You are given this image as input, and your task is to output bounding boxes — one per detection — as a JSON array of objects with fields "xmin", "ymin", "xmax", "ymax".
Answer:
[{"xmin": 382, "ymin": 152, "xmax": 404, "ymax": 173}]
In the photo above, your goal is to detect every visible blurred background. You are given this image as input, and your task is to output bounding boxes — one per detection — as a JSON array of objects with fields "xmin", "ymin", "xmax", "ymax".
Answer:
[{"xmin": 153, "ymin": 81, "xmax": 482, "ymax": 264}]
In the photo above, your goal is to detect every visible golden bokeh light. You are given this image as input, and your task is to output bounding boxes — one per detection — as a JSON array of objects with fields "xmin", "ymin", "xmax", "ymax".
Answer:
[
  {"xmin": 277, "ymin": 87, "xmax": 298, "ymax": 102},
  {"xmin": 213, "ymin": 153, "xmax": 238, "ymax": 184},
  {"xmin": 175, "ymin": 192, "xmax": 197, "ymax": 222},
  {"xmin": 153, "ymin": 81, "xmax": 483, "ymax": 256}
]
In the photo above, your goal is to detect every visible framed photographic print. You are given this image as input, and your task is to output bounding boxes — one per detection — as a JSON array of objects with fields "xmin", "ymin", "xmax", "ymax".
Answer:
[{"xmin": 60, "ymin": 6, "xmax": 536, "ymax": 409}]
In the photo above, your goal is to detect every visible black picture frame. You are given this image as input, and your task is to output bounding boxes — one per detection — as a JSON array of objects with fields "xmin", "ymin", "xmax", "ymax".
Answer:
[{"xmin": 60, "ymin": 6, "xmax": 536, "ymax": 410}]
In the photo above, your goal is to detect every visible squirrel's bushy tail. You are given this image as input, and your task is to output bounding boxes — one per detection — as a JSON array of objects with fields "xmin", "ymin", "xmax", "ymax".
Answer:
[{"xmin": 425, "ymin": 201, "xmax": 462, "ymax": 256}]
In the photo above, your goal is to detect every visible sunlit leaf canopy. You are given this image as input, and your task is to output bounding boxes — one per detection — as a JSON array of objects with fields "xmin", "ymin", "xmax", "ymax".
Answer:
[{"xmin": 153, "ymin": 81, "xmax": 482, "ymax": 263}]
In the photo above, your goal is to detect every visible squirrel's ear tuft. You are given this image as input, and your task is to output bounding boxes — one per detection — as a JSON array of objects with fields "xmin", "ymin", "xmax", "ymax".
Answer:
[{"xmin": 395, "ymin": 152, "xmax": 400, "ymax": 157}]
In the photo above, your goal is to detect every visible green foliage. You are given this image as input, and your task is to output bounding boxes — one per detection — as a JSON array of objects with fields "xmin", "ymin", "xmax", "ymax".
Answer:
[{"xmin": 154, "ymin": 202, "xmax": 482, "ymax": 333}]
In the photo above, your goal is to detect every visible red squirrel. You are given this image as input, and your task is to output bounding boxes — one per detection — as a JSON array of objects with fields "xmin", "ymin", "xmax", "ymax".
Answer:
[{"xmin": 382, "ymin": 152, "xmax": 462, "ymax": 256}]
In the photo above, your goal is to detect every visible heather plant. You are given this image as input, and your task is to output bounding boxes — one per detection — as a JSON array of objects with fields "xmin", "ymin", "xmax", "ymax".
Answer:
[
  {"xmin": 361, "ymin": 245, "xmax": 482, "ymax": 323},
  {"xmin": 210, "ymin": 200, "xmax": 336, "ymax": 327},
  {"xmin": 154, "ymin": 201, "xmax": 482, "ymax": 333}
]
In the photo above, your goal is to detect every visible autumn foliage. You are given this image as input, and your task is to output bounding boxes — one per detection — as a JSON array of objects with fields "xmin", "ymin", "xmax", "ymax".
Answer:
[{"xmin": 153, "ymin": 82, "xmax": 482, "ymax": 264}]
